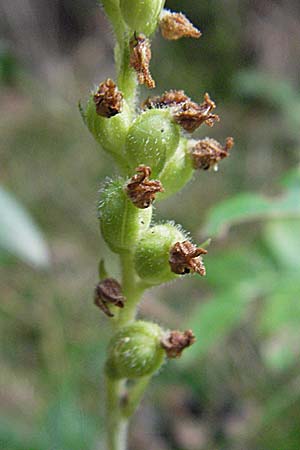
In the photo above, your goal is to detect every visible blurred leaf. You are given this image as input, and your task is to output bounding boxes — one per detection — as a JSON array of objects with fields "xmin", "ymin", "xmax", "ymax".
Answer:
[
  {"xmin": 205, "ymin": 246, "xmax": 275, "ymax": 290},
  {"xmin": 280, "ymin": 166, "xmax": 300, "ymax": 190},
  {"xmin": 260, "ymin": 275, "xmax": 300, "ymax": 334},
  {"xmin": 43, "ymin": 388, "xmax": 99, "ymax": 450},
  {"xmin": 262, "ymin": 331, "xmax": 299, "ymax": 372},
  {"xmin": 204, "ymin": 188, "xmax": 300, "ymax": 237},
  {"xmin": 181, "ymin": 285, "xmax": 252, "ymax": 364},
  {"xmin": 0, "ymin": 41, "xmax": 19, "ymax": 87},
  {"xmin": 263, "ymin": 219, "xmax": 300, "ymax": 270},
  {"xmin": 235, "ymin": 71, "xmax": 300, "ymax": 131},
  {"xmin": 0, "ymin": 417, "xmax": 47, "ymax": 450},
  {"xmin": 235, "ymin": 70, "xmax": 299, "ymax": 110},
  {"xmin": 0, "ymin": 187, "xmax": 50, "ymax": 267},
  {"xmin": 259, "ymin": 375, "xmax": 300, "ymax": 429}
]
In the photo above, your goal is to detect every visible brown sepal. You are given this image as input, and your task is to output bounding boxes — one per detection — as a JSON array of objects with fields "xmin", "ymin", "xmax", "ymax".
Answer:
[
  {"xmin": 169, "ymin": 241, "xmax": 207, "ymax": 276},
  {"xmin": 130, "ymin": 33, "xmax": 155, "ymax": 89},
  {"xmin": 94, "ymin": 278, "xmax": 126, "ymax": 317},
  {"xmin": 160, "ymin": 11, "xmax": 201, "ymax": 40},
  {"xmin": 174, "ymin": 93, "xmax": 220, "ymax": 133},
  {"xmin": 191, "ymin": 137, "xmax": 234, "ymax": 171},
  {"xmin": 126, "ymin": 165, "xmax": 164, "ymax": 209},
  {"xmin": 161, "ymin": 329, "xmax": 196, "ymax": 358},
  {"xmin": 93, "ymin": 79, "xmax": 123, "ymax": 118}
]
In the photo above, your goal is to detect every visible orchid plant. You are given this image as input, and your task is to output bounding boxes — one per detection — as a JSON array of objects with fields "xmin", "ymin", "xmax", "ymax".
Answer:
[{"xmin": 81, "ymin": 1, "xmax": 234, "ymax": 449}]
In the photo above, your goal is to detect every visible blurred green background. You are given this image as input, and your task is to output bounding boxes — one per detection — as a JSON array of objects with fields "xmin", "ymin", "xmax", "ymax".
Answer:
[{"xmin": 1, "ymin": 0, "xmax": 300, "ymax": 449}]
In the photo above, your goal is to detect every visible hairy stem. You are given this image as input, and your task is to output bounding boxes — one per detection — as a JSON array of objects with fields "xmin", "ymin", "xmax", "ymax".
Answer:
[
  {"xmin": 101, "ymin": 3, "xmax": 147, "ymax": 448},
  {"xmin": 101, "ymin": 0, "xmax": 124, "ymax": 44},
  {"xmin": 105, "ymin": 376, "xmax": 127, "ymax": 450},
  {"xmin": 105, "ymin": 251, "xmax": 145, "ymax": 450},
  {"xmin": 116, "ymin": 39, "xmax": 137, "ymax": 110},
  {"xmin": 121, "ymin": 376, "xmax": 152, "ymax": 418},
  {"xmin": 102, "ymin": 0, "xmax": 137, "ymax": 110},
  {"xmin": 118, "ymin": 251, "xmax": 145, "ymax": 326}
]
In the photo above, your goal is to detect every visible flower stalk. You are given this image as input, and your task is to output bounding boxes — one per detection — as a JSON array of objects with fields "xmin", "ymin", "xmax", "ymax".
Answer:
[{"xmin": 81, "ymin": 1, "xmax": 235, "ymax": 449}]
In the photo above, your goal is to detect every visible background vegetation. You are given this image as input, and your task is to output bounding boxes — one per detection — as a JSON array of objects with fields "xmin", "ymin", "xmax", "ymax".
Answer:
[{"xmin": 1, "ymin": 0, "xmax": 300, "ymax": 448}]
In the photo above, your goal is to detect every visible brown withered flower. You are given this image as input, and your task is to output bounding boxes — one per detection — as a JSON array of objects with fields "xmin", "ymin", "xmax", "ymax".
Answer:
[
  {"xmin": 126, "ymin": 165, "xmax": 164, "ymax": 208},
  {"xmin": 93, "ymin": 79, "xmax": 123, "ymax": 118},
  {"xmin": 160, "ymin": 11, "xmax": 201, "ymax": 40},
  {"xmin": 161, "ymin": 329, "xmax": 196, "ymax": 358},
  {"xmin": 142, "ymin": 89, "xmax": 190, "ymax": 110},
  {"xmin": 94, "ymin": 278, "xmax": 126, "ymax": 317},
  {"xmin": 130, "ymin": 33, "xmax": 155, "ymax": 89},
  {"xmin": 169, "ymin": 241, "xmax": 207, "ymax": 276},
  {"xmin": 142, "ymin": 91, "xmax": 219, "ymax": 133},
  {"xmin": 191, "ymin": 137, "xmax": 234, "ymax": 171},
  {"xmin": 174, "ymin": 93, "xmax": 220, "ymax": 133}
]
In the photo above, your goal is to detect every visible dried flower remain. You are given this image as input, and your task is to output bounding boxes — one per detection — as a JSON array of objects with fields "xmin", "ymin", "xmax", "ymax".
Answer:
[
  {"xmin": 191, "ymin": 137, "xmax": 234, "ymax": 171},
  {"xmin": 130, "ymin": 33, "xmax": 155, "ymax": 89},
  {"xmin": 174, "ymin": 92, "xmax": 220, "ymax": 133},
  {"xmin": 169, "ymin": 241, "xmax": 207, "ymax": 276},
  {"xmin": 142, "ymin": 89, "xmax": 190, "ymax": 110},
  {"xmin": 93, "ymin": 79, "xmax": 123, "ymax": 118},
  {"xmin": 94, "ymin": 278, "xmax": 126, "ymax": 317},
  {"xmin": 142, "ymin": 90, "xmax": 219, "ymax": 133},
  {"xmin": 161, "ymin": 329, "xmax": 196, "ymax": 358},
  {"xmin": 160, "ymin": 11, "xmax": 201, "ymax": 40},
  {"xmin": 126, "ymin": 165, "xmax": 164, "ymax": 208}
]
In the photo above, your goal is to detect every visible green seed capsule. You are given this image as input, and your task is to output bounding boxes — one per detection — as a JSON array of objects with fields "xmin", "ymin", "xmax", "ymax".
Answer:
[
  {"xmin": 134, "ymin": 223, "xmax": 186, "ymax": 285},
  {"xmin": 99, "ymin": 179, "xmax": 152, "ymax": 253},
  {"xmin": 106, "ymin": 321, "xmax": 165, "ymax": 379},
  {"xmin": 125, "ymin": 109, "xmax": 180, "ymax": 178},
  {"xmin": 120, "ymin": 0, "xmax": 165, "ymax": 35},
  {"xmin": 85, "ymin": 94, "xmax": 131, "ymax": 163},
  {"xmin": 158, "ymin": 138, "xmax": 194, "ymax": 200}
]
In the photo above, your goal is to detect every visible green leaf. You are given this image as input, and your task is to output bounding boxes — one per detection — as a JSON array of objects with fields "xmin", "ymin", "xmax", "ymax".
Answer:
[
  {"xmin": 0, "ymin": 416, "xmax": 48, "ymax": 450},
  {"xmin": 280, "ymin": 167, "xmax": 300, "ymax": 190},
  {"xmin": 0, "ymin": 187, "xmax": 50, "ymax": 267},
  {"xmin": 181, "ymin": 286, "xmax": 251, "ymax": 364},
  {"xmin": 43, "ymin": 388, "xmax": 98, "ymax": 450},
  {"xmin": 259, "ymin": 273, "xmax": 300, "ymax": 372},
  {"xmin": 205, "ymin": 246, "xmax": 275, "ymax": 291},
  {"xmin": 204, "ymin": 188, "xmax": 300, "ymax": 237},
  {"xmin": 235, "ymin": 70, "xmax": 299, "ymax": 110},
  {"xmin": 263, "ymin": 219, "xmax": 300, "ymax": 270},
  {"xmin": 260, "ymin": 275, "xmax": 300, "ymax": 334},
  {"xmin": 262, "ymin": 330, "xmax": 299, "ymax": 372}
]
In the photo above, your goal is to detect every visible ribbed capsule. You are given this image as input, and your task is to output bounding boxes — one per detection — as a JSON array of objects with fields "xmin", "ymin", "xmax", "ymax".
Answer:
[
  {"xmin": 158, "ymin": 138, "xmax": 194, "ymax": 200},
  {"xmin": 134, "ymin": 223, "xmax": 186, "ymax": 285},
  {"xmin": 105, "ymin": 321, "xmax": 165, "ymax": 379},
  {"xmin": 99, "ymin": 179, "xmax": 152, "ymax": 254},
  {"xmin": 85, "ymin": 92, "xmax": 131, "ymax": 163},
  {"xmin": 124, "ymin": 109, "xmax": 180, "ymax": 178},
  {"xmin": 120, "ymin": 0, "xmax": 165, "ymax": 35}
]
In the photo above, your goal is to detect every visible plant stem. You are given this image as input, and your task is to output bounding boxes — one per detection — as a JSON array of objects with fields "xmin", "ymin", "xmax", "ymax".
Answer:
[
  {"xmin": 101, "ymin": 0, "xmax": 137, "ymax": 111},
  {"xmin": 121, "ymin": 376, "xmax": 152, "ymax": 418},
  {"xmin": 105, "ymin": 251, "xmax": 145, "ymax": 450},
  {"xmin": 105, "ymin": 376, "xmax": 127, "ymax": 450},
  {"xmin": 101, "ymin": 0, "xmax": 124, "ymax": 44},
  {"xmin": 118, "ymin": 251, "xmax": 145, "ymax": 326},
  {"xmin": 116, "ymin": 40, "xmax": 137, "ymax": 110},
  {"xmin": 102, "ymin": 3, "xmax": 142, "ymax": 447}
]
